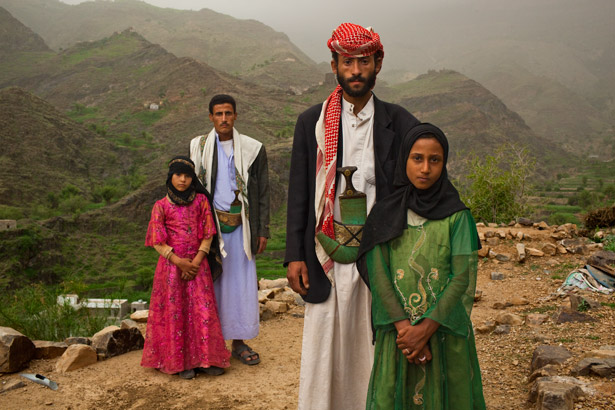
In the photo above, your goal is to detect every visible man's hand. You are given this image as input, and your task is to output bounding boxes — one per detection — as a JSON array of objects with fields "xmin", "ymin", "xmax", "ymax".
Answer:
[
  {"xmin": 287, "ymin": 261, "xmax": 309, "ymax": 295},
  {"xmin": 256, "ymin": 237, "xmax": 268, "ymax": 254}
]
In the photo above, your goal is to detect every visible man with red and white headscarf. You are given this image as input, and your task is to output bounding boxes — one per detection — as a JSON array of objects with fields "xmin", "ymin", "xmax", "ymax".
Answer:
[{"xmin": 285, "ymin": 23, "xmax": 420, "ymax": 409}]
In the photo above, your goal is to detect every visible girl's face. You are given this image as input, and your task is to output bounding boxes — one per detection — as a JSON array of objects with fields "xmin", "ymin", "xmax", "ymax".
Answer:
[
  {"xmin": 405, "ymin": 137, "xmax": 444, "ymax": 190},
  {"xmin": 171, "ymin": 173, "xmax": 193, "ymax": 192}
]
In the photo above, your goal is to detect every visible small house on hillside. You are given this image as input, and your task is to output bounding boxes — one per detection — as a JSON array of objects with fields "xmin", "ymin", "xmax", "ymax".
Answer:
[{"xmin": 0, "ymin": 220, "xmax": 17, "ymax": 231}]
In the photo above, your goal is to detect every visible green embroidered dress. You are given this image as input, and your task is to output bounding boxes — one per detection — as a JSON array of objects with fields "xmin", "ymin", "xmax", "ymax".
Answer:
[{"xmin": 365, "ymin": 209, "xmax": 485, "ymax": 410}]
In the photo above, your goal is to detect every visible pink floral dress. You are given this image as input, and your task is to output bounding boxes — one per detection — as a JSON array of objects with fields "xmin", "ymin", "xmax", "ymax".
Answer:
[{"xmin": 141, "ymin": 193, "xmax": 230, "ymax": 374}]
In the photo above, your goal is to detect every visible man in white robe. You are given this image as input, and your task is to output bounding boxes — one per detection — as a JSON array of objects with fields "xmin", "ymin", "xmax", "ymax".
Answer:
[
  {"xmin": 190, "ymin": 94, "xmax": 269, "ymax": 365},
  {"xmin": 285, "ymin": 24, "xmax": 420, "ymax": 409}
]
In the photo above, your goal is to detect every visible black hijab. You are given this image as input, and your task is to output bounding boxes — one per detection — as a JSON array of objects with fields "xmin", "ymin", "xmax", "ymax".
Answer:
[
  {"xmin": 166, "ymin": 156, "xmax": 208, "ymax": 205},
  {"xmin": 357, "ymin": 123, "xmax": 469, "ymax": 286}
]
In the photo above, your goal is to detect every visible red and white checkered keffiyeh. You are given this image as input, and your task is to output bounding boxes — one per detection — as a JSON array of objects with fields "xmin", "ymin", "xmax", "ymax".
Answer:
[
  {"xmin": 314, "ymin": 86, "xmax": 343, "ymax": 279},
  {"xmin": 327, "ymin": 23, "xmax": 383, "ymax": 58}
]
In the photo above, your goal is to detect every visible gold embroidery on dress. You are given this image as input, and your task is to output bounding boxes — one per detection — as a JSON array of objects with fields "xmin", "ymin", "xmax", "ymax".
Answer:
[
  {"xmin": 426, "ymin": 267, "xmax": 439, "ymax": 300},
  {"xmin": 393, "ymin": 225, "xmax": 427, "ymax": 322},
  {"xmin": 413, "ymin": 364, "xmax": 427, "ymax": 405}
]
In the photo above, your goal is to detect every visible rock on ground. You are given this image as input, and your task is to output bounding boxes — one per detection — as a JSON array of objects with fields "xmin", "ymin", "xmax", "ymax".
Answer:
[
  {"xmin": 0, "ymin": 327, "xmax": 35, "ymax": 373},
  {"xmin": 55, "ymin": 344, "xmax": 97, "ymax": 373}
]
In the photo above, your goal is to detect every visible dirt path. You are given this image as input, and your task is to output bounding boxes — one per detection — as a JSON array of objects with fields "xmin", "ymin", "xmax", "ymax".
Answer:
[
  {"xmin": 0, "ymin": 316, "xmax": 303, "ymax": 410},
  {"xmin": 1, "ymin": 226, "xmax": 615, "ymax": 409}
]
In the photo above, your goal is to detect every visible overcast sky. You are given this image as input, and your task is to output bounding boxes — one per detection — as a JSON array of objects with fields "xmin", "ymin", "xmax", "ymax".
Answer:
[{"xmin": 58, "ymin": 0, "xmax": 475, "ymax": 63}]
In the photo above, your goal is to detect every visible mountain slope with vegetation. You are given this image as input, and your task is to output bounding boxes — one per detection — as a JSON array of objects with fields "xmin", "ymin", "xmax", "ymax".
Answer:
[
  {"xmin": 385, "ymin": 70, "xmax": 566, "ymax": 162},
  {"xmin": 0, "ymin": 0, "xmax": 323, "ymax": 92},
  {"xmin": 304, "ymin": 70, "xmax": 571, "ymax": 169},
  {"xmin": 0, "ymin": 87, "xmax": 121, "ymax": 211}
]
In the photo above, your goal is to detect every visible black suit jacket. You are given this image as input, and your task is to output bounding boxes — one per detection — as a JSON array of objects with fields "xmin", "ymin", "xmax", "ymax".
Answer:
[{"xmin": 284, "ymin": 94, "xmax": 419, "ymax": 303}]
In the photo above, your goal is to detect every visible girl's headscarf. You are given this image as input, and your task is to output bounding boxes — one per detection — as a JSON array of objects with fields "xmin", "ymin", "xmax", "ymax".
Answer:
[
  {"xmin": 166, "ymin": 156, "xmax": 208, "ymax": 205},
  {"xmin": 165, "ymin": 155, "xmax": 223, "ymax": 280},
  {"xmin": 357, "ymin": 123, "xmax": 469, "ymax": 285}
]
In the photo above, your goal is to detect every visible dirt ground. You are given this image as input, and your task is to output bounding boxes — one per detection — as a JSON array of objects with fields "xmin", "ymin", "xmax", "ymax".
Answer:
[{"xmin": 1, "ymin": 225, "xmax": 614, "ymax": 409}]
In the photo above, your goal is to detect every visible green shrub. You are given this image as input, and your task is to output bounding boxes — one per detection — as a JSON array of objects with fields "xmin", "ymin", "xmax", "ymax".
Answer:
[
  {"xmin": 59, "ymin": 195, "xmax": 89, "ymax": 215},
  {"xmin": 603, "ymin": 235, "xmax": 615, "ymax": 252},
  {"xmin": 0, "ymin": 205, "xmax": 24, "ymax": 220},
  {"xmin": 548, "ymin": 212, "xmax": 580, "ymax": 226},
  {"xmin": 461, "ymin": 146, "xmax": 534, "ymax": 223},
  {"xmin": 0, "ymin": 284, "xmax": 108, "ymax": 341},
  {"xmin": 568, "ymin": 189, "xmax": 603, "ymax": 209},
  {"xmin": 135, "ymin": 266, "xmax": 154, "ymax": 291}
]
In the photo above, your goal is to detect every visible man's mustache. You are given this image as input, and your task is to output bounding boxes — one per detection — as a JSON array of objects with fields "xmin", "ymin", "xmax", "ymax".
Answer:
[{"xmin": 347, "ymin": 75, "xmax": 365, "ymax": 82}]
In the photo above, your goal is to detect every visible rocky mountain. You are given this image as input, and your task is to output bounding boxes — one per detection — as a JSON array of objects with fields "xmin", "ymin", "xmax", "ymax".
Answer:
[
  {"xmin": 304, "ymin": 70, "xmax": 571, "ymax": 171},
  {"xmin": 0, "ymin": 0, "xmax": 323, "ymax": 92},
  {"xmin": 382, "ymin": 70, "xmax": 567, "ymax": 163},
  {"xmin": 477, "ymin": 64, "xmax": 614, "ymax": 158},
  {"xmin": 373, "ymin": 0, "xmax": 615, "ymax": 158},
  {"xmin": 0, "ymin": 6, "xmax": 50, "ymax": 54},
  {"xmin": 0, "ymin": 10, "xmax": 576, "ymax": 217},
  {"xmin": 0, "ymin": 27, "xmax": 302, "ymax": 145},
  {"xmin": 0, "ymin": 87, "xmax": 119, "ymax": 206},
  {"xmin": 0, "ymin": 27, "xmax": 303, "ymax": 214}
]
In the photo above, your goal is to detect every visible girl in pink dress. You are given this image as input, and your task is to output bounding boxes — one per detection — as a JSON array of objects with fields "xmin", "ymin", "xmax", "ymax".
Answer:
[{"xmin": 141, "ymin": 156, "xmax": 230, "ymax": 379}]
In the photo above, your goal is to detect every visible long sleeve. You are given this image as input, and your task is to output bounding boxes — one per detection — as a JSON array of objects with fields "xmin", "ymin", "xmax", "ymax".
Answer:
[
  {"xmin": 145, "ymin": 201, "xmax": 167, "ymax": 247},
  {"xmin": 367, "ymin": 243, "xmax": 407, "ymax": 329},
  {"xmin": 254, "ymin": 145, "xmax": 270, "ymax": 238},
  {"xmin": 284, "ymin": 113, "xmax": 311, "ymax": 264},
  {"xmin": 422, "ymin": 210, "xmax": 479, "ymax": 337}
]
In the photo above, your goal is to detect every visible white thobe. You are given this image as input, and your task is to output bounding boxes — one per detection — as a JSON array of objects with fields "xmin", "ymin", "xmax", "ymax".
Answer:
[
  {"xmin": 212, "ymin": 135, "xmax": 259, "ymax": 340},
  {"xmin": 299, "ymin": 95, "xmax": 376, "ymax": 410}
]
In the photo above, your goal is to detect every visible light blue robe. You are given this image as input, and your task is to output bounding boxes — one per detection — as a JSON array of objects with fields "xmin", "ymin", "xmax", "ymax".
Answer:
[{"xmin": 213, "ymin": 136, "xmax": 259, "ymax": 340}]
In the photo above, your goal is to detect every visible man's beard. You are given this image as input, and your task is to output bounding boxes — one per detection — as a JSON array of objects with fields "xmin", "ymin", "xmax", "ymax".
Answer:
[{"xmin": 337, "ymin": 70, "xmax": 377, "ymax": 98}]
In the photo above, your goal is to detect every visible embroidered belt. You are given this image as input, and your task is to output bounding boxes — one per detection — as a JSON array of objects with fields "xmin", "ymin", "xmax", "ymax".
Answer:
[{"xmin": 216, "ymin": 209, "xmax": 242, "ymax": 233}]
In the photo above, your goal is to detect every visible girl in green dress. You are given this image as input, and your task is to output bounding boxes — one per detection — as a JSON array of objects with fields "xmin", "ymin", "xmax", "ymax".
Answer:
[{"xmin": 357, "ymin": 123, "xmax": 485, "ymax": 409}]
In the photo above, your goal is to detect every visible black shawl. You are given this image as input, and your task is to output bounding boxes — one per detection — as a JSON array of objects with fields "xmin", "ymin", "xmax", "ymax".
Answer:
[{"xmin": 357, "ymin": 123, "xmax": 469, "ymax": 286}]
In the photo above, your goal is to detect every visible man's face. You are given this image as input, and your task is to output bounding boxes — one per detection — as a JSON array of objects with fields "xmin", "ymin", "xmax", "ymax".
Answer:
[
  {"xmin": 332, "ymin": 55, "xmax": 381, "ymax": 98},
  {"xmin": 209, "ymin": 103, "xmax": 236, "ymax": 138}
]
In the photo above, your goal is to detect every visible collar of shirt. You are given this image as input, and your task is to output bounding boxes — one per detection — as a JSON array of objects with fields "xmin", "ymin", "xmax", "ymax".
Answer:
[{"xmin": 341, "ymin": 94, "xmax": 375, "ymax": 127}]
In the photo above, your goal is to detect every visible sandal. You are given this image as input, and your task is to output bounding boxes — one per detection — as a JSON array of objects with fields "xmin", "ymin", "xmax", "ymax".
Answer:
[{"xmin": 232, "ymin": 344, "xmax": 261, "ymax": 365}]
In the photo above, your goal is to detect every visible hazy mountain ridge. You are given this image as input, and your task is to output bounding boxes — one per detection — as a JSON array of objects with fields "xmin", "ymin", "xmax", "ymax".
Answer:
[
  {"xmin": 3, "ymin": 0, "xmax": 612, "ymax": 158},
  {"xmin": 376, "ymin": 0, "xmax": 615, "ymax": 157},
  {"xmin": 379, "ymin": 70, "xmax": 568, "ymax": 165},
  {"xmin": 478, "ymin": 64, "xmax": 614, "ymax": 157},
  {"xmin": 0, "ymin": 0, "xmax": 323, "ymax": 92},
  {"xmin": 0, "ymin": 25, "xmax": 303, "ymax": 214},
  {"xmin": 0, "ymin": 6, "xmax": 50, "ymax": 54},
  {"xmin": 0, "ymin": 11, "xmax": 575, "ymax": 217}
]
